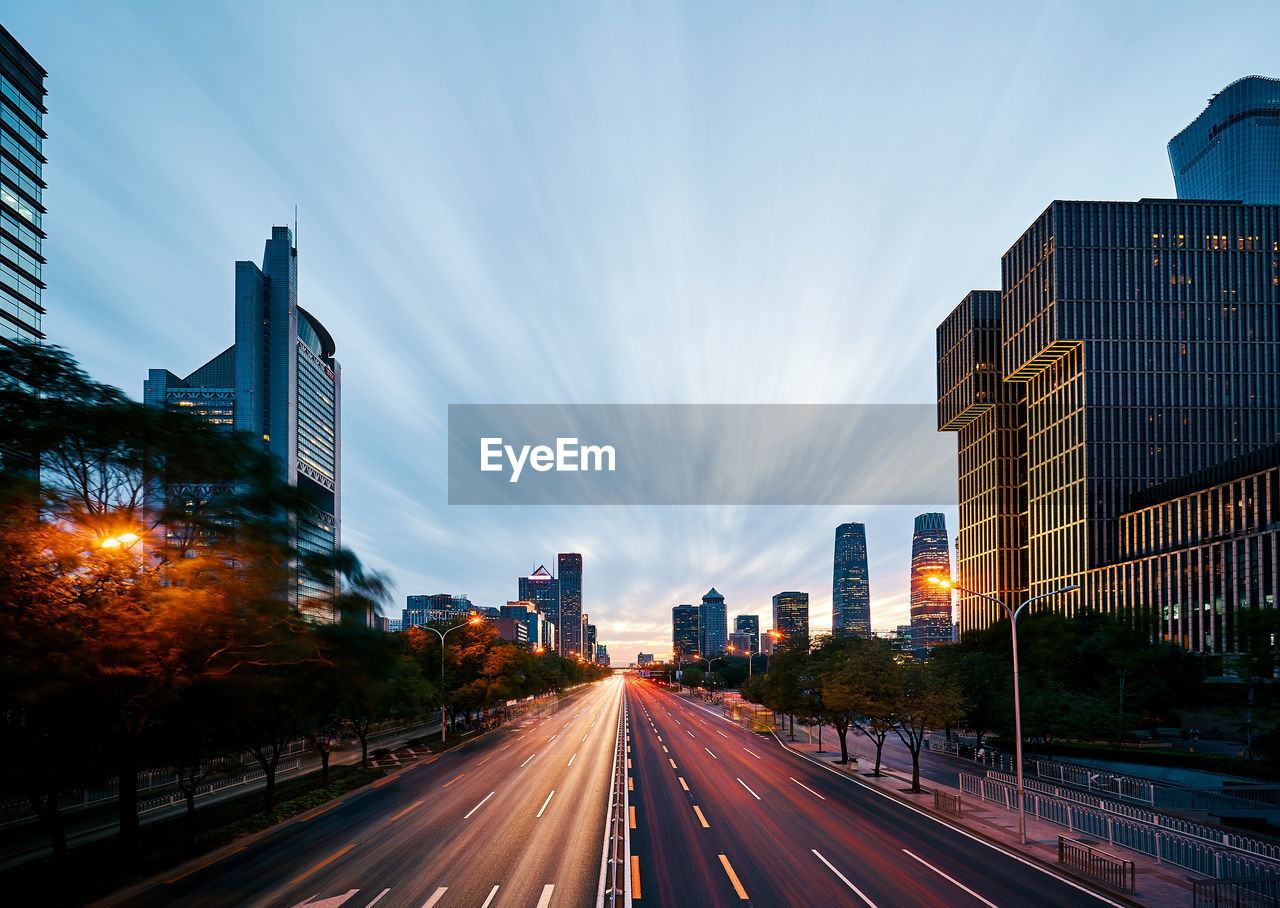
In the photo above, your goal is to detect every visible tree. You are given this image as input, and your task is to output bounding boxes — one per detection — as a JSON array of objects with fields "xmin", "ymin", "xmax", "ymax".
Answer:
[
  {"xmin": 815, "ymin": 637, "xmax": 899, "ymax": 772},
  {"xmin": 891, "ymin": 660, "xmax": 966, "ymax": 792}
]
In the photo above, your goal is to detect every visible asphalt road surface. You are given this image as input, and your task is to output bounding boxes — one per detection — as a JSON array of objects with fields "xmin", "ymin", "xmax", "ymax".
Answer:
[
  {"xmin": 625, "ymin": 677, "xmax": 1130, "ymax": 908},
  {"xmin": 118, "ymin": 678, "xmax": 623, "ymax": 907}
]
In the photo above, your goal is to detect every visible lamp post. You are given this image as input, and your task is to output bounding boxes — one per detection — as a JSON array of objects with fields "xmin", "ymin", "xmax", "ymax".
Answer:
[
  {"xmin": 727, "ymin": 645, "xmax": 751, "ymax": 679},
  {"xmin": 692, "ymin": 654, "xmax": 723, "ymax": 690},
  {"xmin": 929, "ymin": 577, "xmax": 1079, "ymax": 844},
  {"xmin": 425, "ymin": 616, "xmax": 484, "ymax": 744},
  {"xmin": 763, "ymin": 630, "xmax": 782, "ymax": 673}
]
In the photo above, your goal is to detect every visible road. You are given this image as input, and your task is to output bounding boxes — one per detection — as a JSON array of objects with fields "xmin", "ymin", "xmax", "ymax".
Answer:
[
  {"xmin": 117, "ymin": 678, "xmax": 623, "ymax": 908},
  {"xmin": 625, "ymin": 677, "xmax": 1129, "ymax": 907}
]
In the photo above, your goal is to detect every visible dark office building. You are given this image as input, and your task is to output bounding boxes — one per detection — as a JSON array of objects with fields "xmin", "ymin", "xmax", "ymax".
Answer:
[
  {"xmin": 909, "ymin": 513, "xmax": 952, "ymax": 656},
  {"xmin": 938, "ymin": 199, "xmax": 1280, "ymax": 649},
  {"xmin": 733, "ymin": 614, "xmax": 760, "ymax": 654},
  {"xmin": 146, "ymin": 227, "xmax": 342, "ymax": 619},
  {"xmin": 672, "ymin": 604, "xmax": 700, "ymax": 660},
  {"xmin": 832, "ymin": 522, "xmax": 872, "ymax": 635},
  {"xmin": 519, "ymin": 565, "xmax": 561, "ymax": 650},
  {"xmin": 1169, "ymin": 76, "xmax": 1280, "ymax": 205},
  {"xmin": 699, "ymin": 588, "xmax": 728, "ymax": 656},
  {"xmin": 772, "ymin": 591, "xmax": 809, "ymax": 641},
  {"xmin": 403, "ymin": 594, "xmax": 473, "ymax": 628},
  {"xmin": 0, "ymin": 26, "xmax": 46, "ymax": 354},
  {"xmin": 559, "ymin": 552, "xmax": 583, "ymax": 658}
]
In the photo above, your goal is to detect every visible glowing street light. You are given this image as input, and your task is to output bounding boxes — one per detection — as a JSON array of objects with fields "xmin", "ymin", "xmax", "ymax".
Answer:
[
  {"xmin": 928, "ymin": 575, "xmax": 1079, "ymax": 844},
  {"xmin": 96, "ymin": 531, "xmax": 141, "ymax": 549},
  {"xmin": 426, "ymin": 616, "xmax": 485, "ymax": 744}
]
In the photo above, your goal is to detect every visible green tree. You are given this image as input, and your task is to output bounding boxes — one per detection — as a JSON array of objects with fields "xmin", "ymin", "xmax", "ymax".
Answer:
[{"xmin": 891, "ymin": 660, "xmax": 967, "ymax": 792}]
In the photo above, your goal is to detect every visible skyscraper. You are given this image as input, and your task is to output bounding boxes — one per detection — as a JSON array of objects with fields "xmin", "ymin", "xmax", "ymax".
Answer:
[
  {"xmin": 832, "ymin": 522, "xmax": 871, "ymax": 636},
  {"xmin": 772, "ymin": 591, "xmax": 809, "ymax": 640},
  {"xmin": 518, "ymin": 565, "xmax": 560, "ymax": 650},
  {"xmin": 145, "ymin": 227, "xmax": 341, "ymax": 620},
  {"xmin": 0, "ymin": 26, "xmax": 46, "ymax": 354},
  {"xmin": 733, "ymin": 614, "xmax": 760, "ymax": 654},
  {"xmin": 699, "ymin": 588, "xmax": 728, "ymax": 656},
  {"xmin": 938, "ymin": 198, "xmax": 1280, "ymax": 649},
  {"xmin": 672, "ymin": 604, "xmax": 700, "ymax": 660},
  {"xmin": 909, "ymin": 513, "xmax": 952, "ymax": 657},
  {"xmin": 1169, "ymin": 76, "xmax": 1280, "ymax": 205},
  {"xmin": 558, "ymin": 552, "xmax": 583, "ymax": 659}
]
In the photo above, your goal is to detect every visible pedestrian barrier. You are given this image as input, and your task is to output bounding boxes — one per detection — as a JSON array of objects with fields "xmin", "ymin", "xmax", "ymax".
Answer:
[
  {"xmin": 960, "ymin": 773, "xmax": 1280, "ymax": 881},
  {"xmin": 599, "ymin": 697, "xmax": 631, "ymax": 906},
  {"xmin": 934, "ymin": 790, "xmax": 962, "ymax": 817},
  {"xmin": 1058, "ymin": 835, "xmax": 1136, "ymax": 894},
  {"xmin": 136, "ymin": 758, "xmax": 303, "ymax": 815},
  {"xmin": 1192, "ymin": 875, "xmax": 1280, "ymax": 907}
]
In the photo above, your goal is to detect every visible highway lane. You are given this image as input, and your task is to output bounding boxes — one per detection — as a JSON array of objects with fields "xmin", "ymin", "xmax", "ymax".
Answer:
[
  {"xmin": 116, "ymin": 677, "xmax": 623, "ymax": 908},
  {"xmin": 626, "ymin": 677, "xmax": 1129, "ymax": 908}
]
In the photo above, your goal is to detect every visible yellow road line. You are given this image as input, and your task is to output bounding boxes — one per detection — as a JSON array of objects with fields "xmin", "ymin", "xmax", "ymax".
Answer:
[
  {"xmin": 631, "ymin": 855, "xmax": 642, "ymax": 898},
  {"xmin": 442, "ymin": 773, "xmax": 465, "ymax": 788},
  {"xmin": 628, "ymin": 777, "xmax": 634, "ymax": 790},
  {"xmin": 719, "ymin": 854, "xmax": 748, "ymax": 900},
  {"xmin": 163, "ymin": 846, "xmax": 246, "ymax": 884},
  {"xmin": 629, "ymin": 805, "xmax": 637, "ymax": 828},
  {"xmin": 694, "ymin": 805, "xmax": 710, "ymax": 828},
  {"xmin": 298, "ymin": 801, "xmax": 343, "ymax": 822},
  {"xmin": 290, "ymin": 843, "xmax": 355, "ymax": 885},
  {"xmin": 679, "ymin": 777, "xmax": 689, "ymax": 791},
  {"xmin": 389, "ymin": 799, "xmax": 424, "ymax": 822}
]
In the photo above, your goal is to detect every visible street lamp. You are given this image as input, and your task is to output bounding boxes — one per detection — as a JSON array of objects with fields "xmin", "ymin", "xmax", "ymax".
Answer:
[
  {"xmin": 929, "ymin": 576, "xmax": 1079, "ymax": 844},
  {"xmin": 424, "ymin": 616, "xmax": 484, "ymax": 744},
  {"xmin": 727, "ymin": 644, "xmax": 752, "ymax": 679},
  {"xmin": 692, "ymin": 654, "xmax": 724, "ymax": 689},
  {"xmin": 96, "ymin": 531, "xmax": 141, "ymax": 549}
]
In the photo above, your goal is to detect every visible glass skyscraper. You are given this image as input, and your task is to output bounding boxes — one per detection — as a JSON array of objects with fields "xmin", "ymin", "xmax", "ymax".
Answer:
[
  {"xmin": 771, "ymin": 591, "xmax": 809, "ymax": 641},
  {"xmin": 699, "ymin": 588, "xmax": 728, "ymax": 656},
  {"xmin": 909, "ymin": 513, "xmax": 952, "ymax": 657},
  {"xmin": 832, "ymin": 522, "xmax": 871, "ymax": 636},
  {"xmin": 1169, "ymin": 76, "xmax": 1280, "ymax": 205},
  {"xmin": 0, "ymin": 26, "xmax": 45, "ymax": 356},
  {"xmin": 672, "ymin": 603, "xmax": 700, "ymax": 660},
  {"xmin": 733, "ymin": 614, "xmax": 760, "ymax": 654},
  {"xmin": 558, "ymin": 552, "xmax": 583, "ymax": 658},
  {"xmin": 519, "ymin": 565, "xmax": 561, "ymax": 651},
  {"xmin": 938, "ymin": 199, "xmax": 1280, "ymax": 650},
  {"xmin": 145, "ymin": 227, "xmax": 342, "ymax": 620}
]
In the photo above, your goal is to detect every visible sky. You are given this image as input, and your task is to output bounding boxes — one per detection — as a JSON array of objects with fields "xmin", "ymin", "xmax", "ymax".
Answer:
[{"xmin": 8, "ymin": 1, "xmax": 1278, "ymax": 661}]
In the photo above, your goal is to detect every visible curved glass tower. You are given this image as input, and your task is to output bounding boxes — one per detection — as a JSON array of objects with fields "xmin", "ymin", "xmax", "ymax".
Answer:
[
  {"xmin": 832, "ymin": 522, "xmax": 871, "ymax": 636},
  {"xmin": 1169, "ymin": 75, "xmax": 1280, "ymax": 204}
]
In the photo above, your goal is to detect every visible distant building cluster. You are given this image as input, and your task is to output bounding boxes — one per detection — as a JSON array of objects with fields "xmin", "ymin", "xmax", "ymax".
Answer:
[{"xmin": 937, "ymin": 75, "xmax": 1280, "ymax": 654}]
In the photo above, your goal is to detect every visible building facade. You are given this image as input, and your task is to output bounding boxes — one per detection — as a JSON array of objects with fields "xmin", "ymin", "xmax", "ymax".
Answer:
[
  {"xmin": 938, "ymin": 198, "xmax": 1280, "ymax": 649},
  {"xmin": 502, "ymin": 601, "xmax": 556, "ymax": 651},
  {"xmin": 672, "ymin": 603, "xmax": 700, "ymax": 660},
  {"xmin": 727, "ymin": 632, "xmax": 752, "ymax": 655},
  {"xmin": 558, "ymin": 552, "xmax": 583, "ymax": 658},
  {"xmin": 733, "ymin": 614, "xmax": 760, "ymax": 654},
  {"xmin": 699, "ymin": 588, "xmax": 728, "ymax": 656},
  {"xmin": 145, "ymin": 227, "xmax": 341, "ymax": 619},
  {"xmin": 518, "ymin": 565, "xmax": 561, "ymax": 650},
  {"xmin": 404, "ymin": 593, "xmax": 474, "ymax": 628},
  {"xmin": 909, "ymin": 513, "xmax": 952, "ymax": 656},
  {"xmin": 1169, "ymin": 76, "xmax": 1280, "ymax": 205},
  {"xmin": 832, "ymin": 522, "xmax": 872, "ymax": 635},
  {"xmin": 772, "ymin": 591, "xmax": 809, "ymax": 640},
  {"xmin": 0, "ymin": 26, "xmax": 46, "ymax": 355}
]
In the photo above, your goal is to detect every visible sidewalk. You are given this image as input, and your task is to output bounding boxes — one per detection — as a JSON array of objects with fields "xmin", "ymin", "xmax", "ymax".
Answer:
[{"xmin": 777, "ymin": 730, "xmax": 1193, "ymax": 907}]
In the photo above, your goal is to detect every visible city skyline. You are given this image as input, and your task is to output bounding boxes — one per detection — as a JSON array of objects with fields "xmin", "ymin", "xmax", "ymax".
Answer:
[{"xmin": 6, "ymin": 3, "xmax": 1279, "ymax": 658}]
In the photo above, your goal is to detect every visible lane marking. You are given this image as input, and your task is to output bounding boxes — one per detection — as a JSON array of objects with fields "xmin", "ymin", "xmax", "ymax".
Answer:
[
  {"xmin": 628, "ymin": 777, "xmax": 634, "ymax": 790},
  {"xmin": 163, "ymin": 846, "xmax": 246, "ymax": 884},
  {"xmin": 548, "ymin": 734, "xmax": 558, "ymax": 743},
  {"xmin": 464, "ymin": 791, "xmax": 495, "ymax": 819},
  {"xmin": 582, "ymin": 734, "xmax": 589, "ymax": 742},
  {"xmin": 705, "ymin": 747, "xmax": 718, "ymax": 759},
  {"xmin": 481, "ymin": 885, "xmax": 500, "ymax": 908},
  {"xmin": 441, "ymin": 773, "xmax": 465, "ymax": 788},
  {"xmin": 903, "ymin": 849, "xmax": 1001, "ymax": 908},
  {"xmin": 669, "ymin": 758, "xmax": 677, "ymax": 768},
  {"xmin": 289, "ymin": 843, "xmax": 355, "ymax": 885},
  {"xmin": 629, "ymin": 805, "xmax": 637, "ymax": 828},
  {"xmin": 737, "ymin": 778, "xmax": 761, "ymax": 800},
  {"xmin": 537, "ymin": 789, "xmax": 557, "ymax": 818},
  {"xmin": 716, "ymin": 729, "xmax": 729, "ymax": 738},
  {"xmin": 367, "ymin": 889, "xmax": 391, "ymax": 907},
  {"xmin": 388, "ymin": 799, "xmax": 424, "ymax": 822},
  {"xmin": 477, "ymin": 756, "xmax": 491, "ymax": 766},
  {"xmin": 631, "ymin": 855, "xmax": 642, "ymax": 899},
  {"xmin": 718, "ymin": 854, "xmax": 749, "ymax": 900},
  {"xmin": 500, "ymin": 744, "xmax": 512, "ymax": 751},
  {"xmin": 536, "ymin": 884, "xmax": 555, "ymax": 908},
  {"xmin": 743, "ymin": 748, "xmax": 761, "ymax": 759},
  {"xmin": 813, "ymin": 850, "xmax": 878, "ymax": 906},
  {"xmin": 687, "ymin": 730, "xmax": 695, "ymax": 738},
  {"xmin": 694, "ymin": 805, "xmax": 710, "ymax": 828},
  {"xmin": 423, "ymin": 888, "xmax": 448, "ymax": 908},
  {"xmin": 790, "ymin": 777, "xmax": 826, "ymax": 800},
  {"xmin": 298, "ymin": 801, "xmax": 344, "ymax": 822},
  {"xmin": 679, "ymin": 777, "xmax": 689, "ymax": 791},
  {"xmin": 662, "ymin": 745, "xmax": 668, "ymax": 753},
  {"xmin": 568, "ymin": 752, "xmax": 577, "ymax": 767},
  {"xmin": 520, "ymin": 753, "xmax": 537, "ymax": 767}
]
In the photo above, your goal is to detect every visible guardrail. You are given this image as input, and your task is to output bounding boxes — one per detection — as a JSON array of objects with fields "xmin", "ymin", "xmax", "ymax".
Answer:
[
  {"xmin": 1192, "ymin": 876, "xmax": 1280, "ymax": 907},
  {"xmin": 1058, "ymin": 836, "xmax": 1136, "ymax": 894},
  {"xmin": 136, "ymin": 759, "xmax": 303, "ymax": 815},
  {"xmin": 934, "ymin": 791, "xmax": 962, "ymax": 817},
  {"xmin": 598, "ymin": 695, "xmax": 631, "ymax": 906},
  {"xmin": 961, "ymin": 773, "xmax": 1280, "ymax": 881}
]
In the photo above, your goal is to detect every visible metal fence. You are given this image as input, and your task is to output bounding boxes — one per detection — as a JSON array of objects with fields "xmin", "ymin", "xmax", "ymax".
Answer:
[
  {"xmin": 960, "ymin": 773, "xmax": 1280, "ymax": 880},
  {"xmin": 1058, "ymin": 836, "xmax": 1136, "ymax": 894},
  {"xmin": 136, "ymin": 759, "xmax": 303, "ymax": 815},
  {"xmin": 1193, "ymin": 876, "xmax": 1280, "ymax": 907}
]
